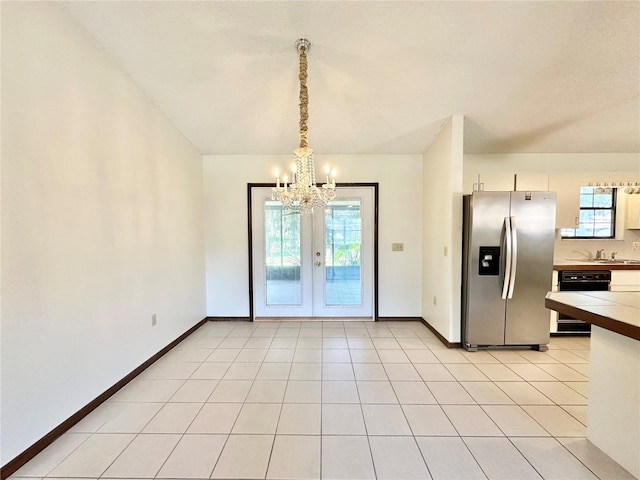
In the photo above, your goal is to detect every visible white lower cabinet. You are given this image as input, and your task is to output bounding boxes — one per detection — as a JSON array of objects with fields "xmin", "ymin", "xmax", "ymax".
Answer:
[
  {"xmin": 549, "ymin": 270, "xmax": 559, "ymax": 333},
  {"xmin": 609, "ymin": 270, "xmax": 640, "ymax": 292}
]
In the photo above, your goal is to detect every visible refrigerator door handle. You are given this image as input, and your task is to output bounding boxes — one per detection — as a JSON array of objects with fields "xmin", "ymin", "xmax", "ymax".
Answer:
[
  {"xmin": 507, "ymin": 216, "xmax": 518, "ymax": 299},
  {"xmin": 501, "ymin": 216, "xmax": 512, "ymax": 300}
]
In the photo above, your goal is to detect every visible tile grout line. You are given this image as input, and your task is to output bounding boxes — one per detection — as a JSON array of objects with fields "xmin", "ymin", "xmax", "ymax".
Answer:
[
  {"xmin": 351, "ymin": 325, "xmax": 378, "ymax": 480},
  {"xmin": 21, "ymin": 323, "xmax": 611, "ymax": 480},
  {"xmin": 392, "ymin": 329, "xmax": 436, "ymax": 480},
  {"xmin": 91, "ymin": 327, "xmax": 221, "ymax": 480},
  {"xmin": 489, "ymin": 338, "xmax": 598, "ymax": 480},
  {"xmin": 205, "ymin": 323, "xmax": 260, "ymax": 480},
  {"xmin": 157, "ymin": 322, "xmax": 236, "ymax": 480}
]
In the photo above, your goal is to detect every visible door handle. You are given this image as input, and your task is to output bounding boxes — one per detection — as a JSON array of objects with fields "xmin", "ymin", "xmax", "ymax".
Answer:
[
  {"xmin": 315, "ymin": 261, "xmax": 322, "ymax": 267},
  {"xmin": 501, "ymin": 217, "xmax": 512, "ymax": 300},
  {"xmin": 507, "ymin": 216, "xmax": 517, "ymax": 299}
]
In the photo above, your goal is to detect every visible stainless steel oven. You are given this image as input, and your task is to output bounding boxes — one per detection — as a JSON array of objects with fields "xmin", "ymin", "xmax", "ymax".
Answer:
[{"xmin": 557, "ymin": 270, "xmax": 611, "ymax": 334}]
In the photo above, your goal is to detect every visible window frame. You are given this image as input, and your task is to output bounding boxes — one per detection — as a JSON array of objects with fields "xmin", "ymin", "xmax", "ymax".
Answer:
[{"xmin": 560, "ymin": 187, "xmax": 617, "ymax": 239}]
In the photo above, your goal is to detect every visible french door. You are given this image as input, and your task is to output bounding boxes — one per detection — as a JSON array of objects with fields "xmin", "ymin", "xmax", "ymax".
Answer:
[{"xmin": 251, "ymin": 186, "xmax": 374, "ymax": 318}]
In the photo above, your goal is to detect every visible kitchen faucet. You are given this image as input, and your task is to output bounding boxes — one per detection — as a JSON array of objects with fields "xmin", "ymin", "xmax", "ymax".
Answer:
[{"xmin": 595, "ymin": 249, "xmax": 604, "ymax": 260}]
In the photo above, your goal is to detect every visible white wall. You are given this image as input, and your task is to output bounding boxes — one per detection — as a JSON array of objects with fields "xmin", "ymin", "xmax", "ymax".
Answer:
[
  {"xmin": 464, "ymin": 153, "xmax": 639, "ymax": 175},
  {"xmin": 421, "ymin": 116, "xmax": 465, "ymax": 342},
  {"xmin": 203, "ymin": 154, "xmax": 423, "ymax": 318},
  {"xmin": 1, "ymin": 3, "xmax": 206, "ymax": 464}
]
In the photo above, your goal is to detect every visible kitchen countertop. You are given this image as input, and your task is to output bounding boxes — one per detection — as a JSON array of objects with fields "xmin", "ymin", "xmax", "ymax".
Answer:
[
  {"xmin": 546, "ymin": 290, "xmax": 640, "ymax": 478},
  {"xmin": 545, "ymin": 291, "xmax": 640, "ymax": 340},
  {"xmin": 553, "ymin": 260, "xmax": 640, "ymax": 271}
]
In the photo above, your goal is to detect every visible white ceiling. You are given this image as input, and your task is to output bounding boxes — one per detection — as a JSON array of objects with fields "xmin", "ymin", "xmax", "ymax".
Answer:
[{"xmin": 62, "ymin": 1, "xmax": 639, "ymax": 156}]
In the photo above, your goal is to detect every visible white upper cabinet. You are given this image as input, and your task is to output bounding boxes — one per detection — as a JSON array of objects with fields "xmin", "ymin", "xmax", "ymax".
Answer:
[
  {"xmin": 463, "ymin": 172, "xmax": 515, "ymax": 193},
  {"xmin": 463, "ymin": 172, "xmax": 549, "ymax": 193},
  {"xmin": 626, "ymin": 194, "xmax": 640, "ymax": 230},
  {"xmin": 515, "ymin": 173, "xmax": 549, "ymax": 191},
  {"xmin": 548, "ymin": 173, "xmax": 581, "ymax": 229}
]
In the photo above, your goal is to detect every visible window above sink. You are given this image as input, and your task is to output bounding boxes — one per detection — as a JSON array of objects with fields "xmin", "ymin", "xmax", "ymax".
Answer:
[{"xmin": 561, "ymin": 187, "xmax": 616, "ymax": 239}]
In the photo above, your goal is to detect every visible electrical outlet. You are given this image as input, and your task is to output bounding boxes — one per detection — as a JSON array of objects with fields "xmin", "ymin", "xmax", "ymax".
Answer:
[
  {"xmin": 151, "ymin": 314, "xmax": 157, "ymax": 326},
  {"xmin": 443, "ymin": 246, "xmax": 448, "ymax": 256},
  {"xmin": 433, "ymin": 296, "xmax": 437, "ymax": 306},
  {"xmin": 633, "ymin": 242, "xmax": 640, "ymax": 251},
  {"xmin": 392, "ymin": 243, "xmax": 404, "ymax": 252}
]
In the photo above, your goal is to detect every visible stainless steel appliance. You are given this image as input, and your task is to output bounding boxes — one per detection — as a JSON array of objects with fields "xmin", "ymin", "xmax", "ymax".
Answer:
[
  {"xmin": 462, "ymin": 191, "xmax": 556, "ymax": 351},
  {"xmin": 556, "ymin": 270, "xmax": 611, "ymax": 334}
]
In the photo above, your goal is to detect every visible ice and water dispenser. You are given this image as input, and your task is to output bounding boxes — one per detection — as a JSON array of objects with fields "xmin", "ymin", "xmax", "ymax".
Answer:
[{"xmin": 478, "ymin": 246, "xmax": 500, "ymax": 276}]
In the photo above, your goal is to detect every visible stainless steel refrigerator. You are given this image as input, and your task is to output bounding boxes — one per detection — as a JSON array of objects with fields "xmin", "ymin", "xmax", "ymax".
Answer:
[{"xmin": 461, "ymin": 191, "xmax": 556, "ymax": 351}]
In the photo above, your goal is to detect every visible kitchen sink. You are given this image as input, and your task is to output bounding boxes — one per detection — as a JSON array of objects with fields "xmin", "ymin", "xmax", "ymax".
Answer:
[
  {"xmin": 563, "ymin": 258, "xmax": 640, "ymax": 265},
  {"xmin": 589, "ymin": 259, "xmax": 640, "ymax": 265}
]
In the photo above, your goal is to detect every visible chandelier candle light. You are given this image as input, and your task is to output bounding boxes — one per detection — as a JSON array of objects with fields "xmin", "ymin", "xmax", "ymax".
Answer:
[{"xmin": 272, "ymin": 39, "xmax": 336, "ymax": 213}]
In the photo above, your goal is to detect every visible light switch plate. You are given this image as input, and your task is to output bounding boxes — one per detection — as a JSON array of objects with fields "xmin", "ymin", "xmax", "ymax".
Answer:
[{"xmin": 392, "ymin": 243, "xmax": 404, "ymax": 252}]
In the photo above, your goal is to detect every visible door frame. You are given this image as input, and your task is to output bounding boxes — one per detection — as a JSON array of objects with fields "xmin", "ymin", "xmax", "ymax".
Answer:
[{"xmin": 247, "ymin": 182, "xmax": 379, "ymax": 321}]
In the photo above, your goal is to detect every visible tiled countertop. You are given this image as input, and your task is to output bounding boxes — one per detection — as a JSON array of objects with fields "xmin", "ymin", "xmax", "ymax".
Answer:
[{"xmin": 545, "ymin": 291, "xmax": 640, "ymax": 341}]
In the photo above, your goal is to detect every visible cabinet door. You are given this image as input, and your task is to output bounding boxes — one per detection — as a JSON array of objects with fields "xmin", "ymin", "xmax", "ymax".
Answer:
[
  {"xmin": 549, "ymin": 173, "xmax": 581, "ymax": 228},
  {"xmin": 549, "ymin": 270, "xmax": 559, "ymax": 333},
  {"xmin": 464, "ymin": 172, "xmax": 515, "ymax": 193},
  {"xmin": 626, "ymin": 194, "xmax": 640, "ymax": 229},
  {"xmin": 610, "ymin": 270, "xmax": 640, "ymax": 292},
  {"xmin": 515, "ymin": 173, "xmax": 549, "ymax": 191}
]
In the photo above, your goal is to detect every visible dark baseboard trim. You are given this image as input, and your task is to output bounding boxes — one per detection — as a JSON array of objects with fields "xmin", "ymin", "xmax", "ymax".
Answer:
[
  {"xmin": 377, "ymin": 317, "xmax": 460, "ymax": 348},
  {"xmin": 550, "ymin": 332, "xmax": 590, "ymax": 337},
  {"xmin": 377, "ymin": 316, "xmax": 424, "ymax": 322},
  {"xmin": 418, "ymin": 317, "xmax": 462, "ymax": 348},
  {"xmin": 206, "ymin": 316, "xmax": 252, "ymax": 322},
  {"xmin": 1, "ymin": 318, "xmax": 208, "ymax": 479}
]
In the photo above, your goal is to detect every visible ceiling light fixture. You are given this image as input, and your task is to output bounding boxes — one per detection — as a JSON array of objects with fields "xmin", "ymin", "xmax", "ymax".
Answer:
[{"xmin": 272, "ymin": 39, "xmax": 336, "ymax": 214}]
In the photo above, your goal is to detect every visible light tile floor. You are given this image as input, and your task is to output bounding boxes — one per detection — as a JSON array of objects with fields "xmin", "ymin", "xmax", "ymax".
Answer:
[{"xmin": 10, "ymin": 321, "xmax": 637, "ymax": 480}]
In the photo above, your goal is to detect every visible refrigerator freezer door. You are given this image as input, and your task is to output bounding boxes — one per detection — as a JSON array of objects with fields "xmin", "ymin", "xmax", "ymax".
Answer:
[
  {"xmin": 463, "ymin": 192, "xmax": 511, "ymax": 347},
  {"xmin": 504, "ymin": 191, "xmax": 556, "ymax": 345}
]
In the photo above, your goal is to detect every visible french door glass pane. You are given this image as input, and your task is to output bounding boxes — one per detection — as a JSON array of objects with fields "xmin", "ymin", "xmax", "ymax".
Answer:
[
  {"xmin": 264, "ymin": 202, "xmax": 301, "ymax": 305},
  {"xmin": 324, "ymin": 200, "xmax": 362, "ymax": 306}
]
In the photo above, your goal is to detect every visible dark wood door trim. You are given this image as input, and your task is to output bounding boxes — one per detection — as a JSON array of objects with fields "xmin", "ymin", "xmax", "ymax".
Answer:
[{"xmin": 247, "ymin": 182, "xmax": 379, "ymax": 321}]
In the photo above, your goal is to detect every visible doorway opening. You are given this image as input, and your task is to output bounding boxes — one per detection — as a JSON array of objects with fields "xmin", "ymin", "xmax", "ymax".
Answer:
[{"xmin": 248, "ymin": 184, "xmax": 378, "ymax": 321}]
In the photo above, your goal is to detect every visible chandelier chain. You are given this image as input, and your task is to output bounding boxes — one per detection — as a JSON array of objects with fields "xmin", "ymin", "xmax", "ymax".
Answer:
[
  {"xmin": 272, "ymin": 38, "xmax": 336, "ymax": 214},
  {"xmin": 299, "ymin": 49, "xmax": 309, "ymax": 149}
]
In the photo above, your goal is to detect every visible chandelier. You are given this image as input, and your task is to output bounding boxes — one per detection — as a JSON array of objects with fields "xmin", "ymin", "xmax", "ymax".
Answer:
[{"xmin": 272, "ymin": 39, "xmax": 336, "ymax": 214}]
